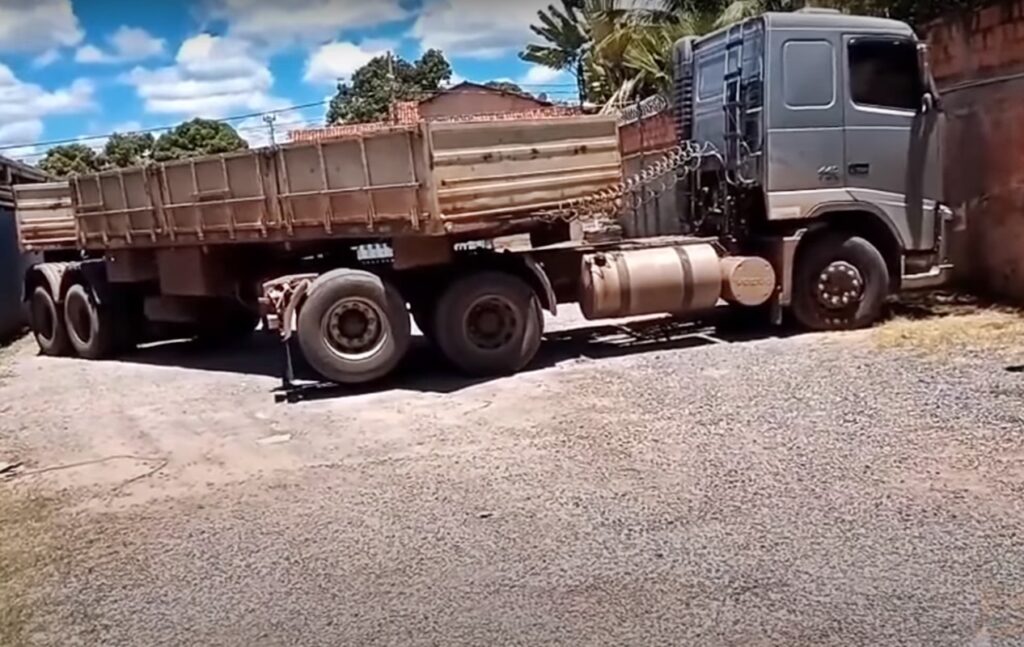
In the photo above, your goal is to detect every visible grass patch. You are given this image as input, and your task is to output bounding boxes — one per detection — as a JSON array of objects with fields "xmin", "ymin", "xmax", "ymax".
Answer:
[
  {"xmin": 875, "ymin": 292, "xmax": 1024, "ymax": 355},
  {"xmin": 0, "ymin": 488, "xmax": 59, "ymax": 646}
]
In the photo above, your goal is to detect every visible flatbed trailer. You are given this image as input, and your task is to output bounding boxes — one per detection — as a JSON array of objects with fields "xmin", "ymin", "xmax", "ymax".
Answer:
[{"xmin": 13, "ymin": 9, "xmax": 955, "ymax": 390}]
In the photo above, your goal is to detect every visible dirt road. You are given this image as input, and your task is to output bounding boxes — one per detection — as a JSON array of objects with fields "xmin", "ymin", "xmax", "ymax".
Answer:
[{"xmin": 2, "ymin": 308, "xmax": 1024, "ymax": 646}]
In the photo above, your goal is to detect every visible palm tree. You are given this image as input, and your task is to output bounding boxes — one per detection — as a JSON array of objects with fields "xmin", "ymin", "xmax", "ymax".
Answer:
[
  {"xmin": 522, "ymin": 0, "xmax": 864, "ymax": 109},
  {"xmin": 520, "ymin": 1, "xmax": 589, "ymax": 104}
]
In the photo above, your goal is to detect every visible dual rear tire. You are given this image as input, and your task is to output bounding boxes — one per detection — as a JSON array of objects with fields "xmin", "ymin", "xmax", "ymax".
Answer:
[
  {"xmin": 432, "ymin": 272, "xmax": 543, "ymax": 377},
  {"xmin": 29, "ymin": 286, "xmax": 71, "ymax": 357},
  {"xmin": 296, "ymin": 269, "xmax": 544, "ymax": 384},
  {"xmin": 30, "ymin": 283, "xmax": 117, "ymax": 359}
]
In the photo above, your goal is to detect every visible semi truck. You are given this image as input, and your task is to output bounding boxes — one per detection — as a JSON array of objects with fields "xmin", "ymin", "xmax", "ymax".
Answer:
[{"xmin": 12, "ymin": 9, "xmax": 953, "ymax": 386}]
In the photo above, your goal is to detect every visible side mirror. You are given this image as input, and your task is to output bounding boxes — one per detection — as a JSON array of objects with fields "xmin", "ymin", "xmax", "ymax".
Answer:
[
  {"xmin": 921, "ymin": 92, "xmax": 935, "ymax": 114},
  {"xmin": 917, "ymin": 43, "xmax": 931, "ymax": 82},
  {"xmin": 917, "ymin": 42, "xmax": 943, "ymax": 113}
]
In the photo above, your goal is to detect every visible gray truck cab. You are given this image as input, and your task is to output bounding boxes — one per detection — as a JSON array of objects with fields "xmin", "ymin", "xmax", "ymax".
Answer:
[{"xmin": 675, "ymin": 8, "xmax": 952, "ymax": 324}]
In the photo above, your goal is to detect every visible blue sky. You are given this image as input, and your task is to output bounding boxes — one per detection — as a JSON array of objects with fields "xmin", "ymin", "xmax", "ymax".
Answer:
[{"xmin": 0, "ymin": 0, "xmax": 574, "ymax": 163}]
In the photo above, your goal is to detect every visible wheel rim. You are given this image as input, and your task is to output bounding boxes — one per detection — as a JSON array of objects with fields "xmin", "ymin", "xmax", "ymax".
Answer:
[
  {"xmin": 66, "ymin": 292, "xmax": 93, "ymax": 346},
  {"xmin": 31, "ymin": 292, "xmax": 55, "ymax": 343},
  {"xmin": 815, "ymin": 261, "xmax": 865, "ymax": 311},
  {"xmin": 463, "ymin": 296, "xmax": 519, "ymax": 351},
  {"xmin": 321, "ymin": 297, "xmax": 390, "ymax": 361}
]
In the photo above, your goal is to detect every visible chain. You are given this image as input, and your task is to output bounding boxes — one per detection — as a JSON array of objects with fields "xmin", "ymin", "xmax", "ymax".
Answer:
[
  {"xmin": 536, "ymin": 93, "xmax": 725, "ymax": 229},
  {"xmin": 539, "ymin": 140, "xmax": 721, "ymax": 227}
]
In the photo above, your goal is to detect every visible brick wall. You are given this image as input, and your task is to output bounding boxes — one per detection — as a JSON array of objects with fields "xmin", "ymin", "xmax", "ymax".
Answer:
[
  {"xmin": 289, "ymin": 106, "xmax": 583, "ymax": 143},
  {"xmin": 928, "ymin": 1, "xmax": 1024, "ymax": 301}
]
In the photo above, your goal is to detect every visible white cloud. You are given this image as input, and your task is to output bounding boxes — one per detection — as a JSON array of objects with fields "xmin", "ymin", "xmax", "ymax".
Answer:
[
  {"xmin": 412, "ymin": 0, "xmax": 552, "ymax": 59},
  {"xmin": 520, "ymin": 64, "xmax": 567, "ymax": 86},
  {"xmin": 123, "ymin": 34, "xmax": 286, "ymax": 118},
  {"xmin": 0, "ymin": 0, "xmax": 82, "ymax": 52},
  {"xmin": 206, "ymin": 0, "xmax": 407, "ymax": 48},
  {"xmin": 0, "ymin": 120, "xmax": 43, "ymax": 148},
  {"xmin": 32, "ymin": 49, "xmax": 61, "ymax": 69},
  {"xmin": 411, "ymin": 0, "xmax": 664, "ymax": 59},
  {"xmin": 110, "ymin": 26, "xmax": 166, "ymax": 60},
  {"xmin": 75, "ymin": 45, "xmax": 108, "ymax": 64},
  {"xmin": 442, "ymin": 71, "xmax": 467, "ymax": 88},
  {"xmin": 0, "ymin": 65, "xmax": 95, "ymax": 150},
  {"xmin": 304, "ymin": 41, "xmax": 391, "ymax": 85},
  {"xmin": 75, "ymin": 26, "xmax": 165, "ymax": 64}
]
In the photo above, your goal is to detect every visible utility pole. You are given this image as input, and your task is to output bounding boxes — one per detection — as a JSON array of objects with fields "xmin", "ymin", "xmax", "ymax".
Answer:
[
  {"xmin": 388, "ymin": 51, "xmax": 396, "ymax": 102},
  {"xmin": 387, "ymin": 51, "xmax": 398, "ymax": 123},
  {"xmin": 263, "ymin": 114, "xmax": 277, "ymax": 145}
]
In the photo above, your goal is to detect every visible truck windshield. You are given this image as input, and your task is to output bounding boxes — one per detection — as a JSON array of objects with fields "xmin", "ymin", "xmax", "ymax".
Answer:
[{"xmin": 849, "ymin": 38, "xmax": 922, "ymax": 111}]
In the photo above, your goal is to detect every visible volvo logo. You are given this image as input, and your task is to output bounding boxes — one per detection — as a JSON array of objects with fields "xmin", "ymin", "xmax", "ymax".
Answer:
[{"xmin": 817, "ymin": 165, "xmax": 841, "ymax": 182}]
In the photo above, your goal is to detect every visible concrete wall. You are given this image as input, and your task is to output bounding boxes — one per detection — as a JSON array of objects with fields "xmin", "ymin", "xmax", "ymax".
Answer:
[
  {"xmin": 929, "ymin": 2, "xmax": 1024, "ymax": 301},
  {"xmin": 0, "ymin": 206, "xmax": 35, "ymax": 341}
]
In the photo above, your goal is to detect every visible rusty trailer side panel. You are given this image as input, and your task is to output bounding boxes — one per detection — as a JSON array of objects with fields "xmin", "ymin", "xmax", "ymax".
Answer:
[
  {"xmin": 429, "ymin": 116, "xmax": 622, "ymax": 227},
  {"xmin": 12, "ymin": 182, "xmax": 78, "ymax": 251},
  {"xmin": 15, "ymin": 115, "xmax": 622, "ymax": 252}
]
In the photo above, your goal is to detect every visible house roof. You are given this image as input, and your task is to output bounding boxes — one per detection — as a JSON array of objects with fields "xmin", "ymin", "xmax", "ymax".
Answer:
[{"xmin": 420, "ymin": 81, "xmax": 553, "ymax": 107}]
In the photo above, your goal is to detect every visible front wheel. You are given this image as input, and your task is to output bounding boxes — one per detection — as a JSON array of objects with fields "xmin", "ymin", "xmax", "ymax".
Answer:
[
  {"xmin": 792, "ymin": 234, "xmax": 890, "ymax": 331},
  {"xmin": 297, "ymin": 270, "xmax": 411, "ymax": 385},
  {"xmin": 433, "ymin": 272, "xmax": 543, "ymax": 376}
]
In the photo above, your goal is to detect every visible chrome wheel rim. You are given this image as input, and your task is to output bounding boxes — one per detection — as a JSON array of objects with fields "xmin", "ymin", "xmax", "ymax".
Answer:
[
  {"xmin": 815, "ymin": 261, "xmax": 864, "ymax": 311},
  {"xmin": 321, "ymin": 297, "xmax": 389, "ymax": 361}
]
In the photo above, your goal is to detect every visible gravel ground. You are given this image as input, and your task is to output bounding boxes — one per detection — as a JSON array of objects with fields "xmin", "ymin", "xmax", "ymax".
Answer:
[{"xmin": 2, "ymin": 308, "xmax": 1024, "ymax": 646}]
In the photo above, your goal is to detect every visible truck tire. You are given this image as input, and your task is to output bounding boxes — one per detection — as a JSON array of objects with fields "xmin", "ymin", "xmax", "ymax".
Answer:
[
  {"xmin": 792, "ymin": 234, "xmax": 890, "ymax": 331},
  {"xmin": 29, "ymin": 286, "xmax": 72, "ymax": 357},
  {"xmin": 433, "ymin": 272, "xmax": 543, "ymax": 376},
  {"xmin": 63, "ymin": 283, "xmax": 117, "ymax": 359},
  {"xmin": 297, "ymin": 270, "xmax": 411, "ymax": 384}
]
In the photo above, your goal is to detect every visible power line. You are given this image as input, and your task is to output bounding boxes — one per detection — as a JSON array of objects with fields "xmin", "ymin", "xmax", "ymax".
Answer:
[
  {"xmin": 0, "ymin": 100, "xmax": 330, "ymax": 152},
  {"xmin": 2, "ymin": 86, "xmax": 584, "ymax": 158}
]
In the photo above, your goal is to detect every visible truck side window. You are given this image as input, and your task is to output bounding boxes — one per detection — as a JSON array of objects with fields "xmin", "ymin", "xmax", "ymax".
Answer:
[
  {"xmin": 783, "ymin": 40, "xmax": 835, "ymax": 108},
  {"xmin": 848, "ymin": 38, "xmax": 921, "ymax": 111},
  {"xmin": 698, "ymin": 53, "xmax": 725, "ymax": 101}
]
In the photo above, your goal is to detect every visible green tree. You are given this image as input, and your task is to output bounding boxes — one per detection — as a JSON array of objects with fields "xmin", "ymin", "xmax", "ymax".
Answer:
[
  {"xmin": 37, "ymin": 144, "xmax": 102, "ymax": 178},
  {"xmin": 524, "ymin": 0, "xmax": 970, "ymax": 108},
  {"xmin": 152, "ymin": 118, "xmax": 248, "ymax": 162},
  {"xmin": 326, "ymin": 50, "xmax": 453, "ymax": 125},
  {"xmin": 103, "ymin": 131, "xmax": 155, "ymax": 168}
]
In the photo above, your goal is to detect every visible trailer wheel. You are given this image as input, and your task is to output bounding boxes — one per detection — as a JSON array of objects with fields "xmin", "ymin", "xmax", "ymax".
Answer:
[
  {"xmin": 297, "ymin": 270, "xmax": 410, "ymax": 384},
  {"xmin": 433, "ymin": 272, "xmax": 543, "ymax": 376},
  {"xmin": 63, "ymin": 283, "xmax": 117, "ymax": 359},
  {"xmin": 29, "ymin": 286, "xmax": 72, "ymax": 357},
  {"xmin": 792, "ymin": 234, "xmax": 890, "ymax": 331}
]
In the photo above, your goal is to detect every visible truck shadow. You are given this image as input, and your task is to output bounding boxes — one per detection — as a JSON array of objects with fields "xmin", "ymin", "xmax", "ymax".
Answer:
[{"xmin": 115, "ymin": 311, "xmax": 791, "ymax": 402}]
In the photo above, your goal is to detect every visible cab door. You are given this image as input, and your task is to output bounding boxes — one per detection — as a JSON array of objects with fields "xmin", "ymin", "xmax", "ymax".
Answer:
[{"xmin": 842, "ymin": 35, "xmax": 941, "ymax": 251}]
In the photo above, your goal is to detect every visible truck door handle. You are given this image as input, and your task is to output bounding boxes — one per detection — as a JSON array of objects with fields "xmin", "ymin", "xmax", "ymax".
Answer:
[{"xmin": 849, "ymin": 163, "xmax": 870, "ymax": 176}]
